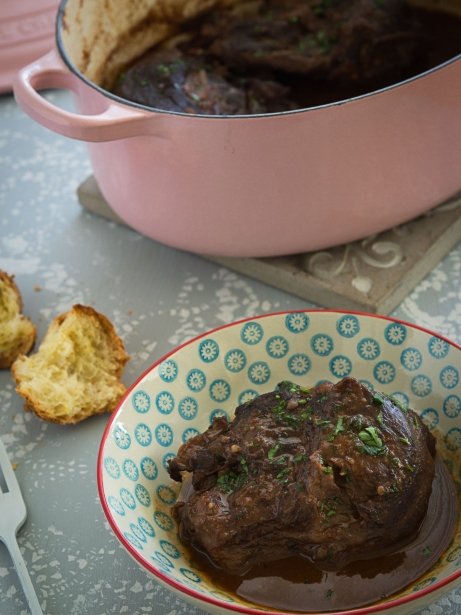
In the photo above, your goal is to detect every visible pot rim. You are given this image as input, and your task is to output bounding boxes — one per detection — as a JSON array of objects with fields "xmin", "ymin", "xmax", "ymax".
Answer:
[{"xmin": 56, "ymin": 0, "xmax": 461, "ymax": 120}]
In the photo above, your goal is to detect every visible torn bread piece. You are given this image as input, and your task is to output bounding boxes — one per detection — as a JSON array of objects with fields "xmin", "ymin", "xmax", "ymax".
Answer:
[
  {"xmin": 12, "ymin": 304, "xmax": 129, "ymax": 424},
  {"xmin": 0, "ymin": 270, "xmax": 36, "ymax": 369}
]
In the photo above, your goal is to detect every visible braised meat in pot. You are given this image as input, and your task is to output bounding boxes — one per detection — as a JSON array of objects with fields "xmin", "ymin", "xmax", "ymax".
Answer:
[
  {"xmin": 168, "ymin": 377, "xmax": 436, "ymax": 574},
  {"xmin": 199, "ymin": 0, "xmax": 425, "ymax": 81},
  {"xmin": 113, "ymin": 48, "xmax": 295, "ymax": 115},
  {"xmin": 112, "ymin": 0, "xmax": 461, "ymax": 114}
]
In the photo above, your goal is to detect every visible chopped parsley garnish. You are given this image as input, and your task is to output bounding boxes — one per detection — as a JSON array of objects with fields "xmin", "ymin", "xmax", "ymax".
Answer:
[
  {"xmin": 274, "ymin": 454, "xmax": 290, "ymax": 465},
  {"xmin": 134, "ymin": 74, "xmax": 149, "ymax": 86},
  {"xmin": 315, "ymin": 30, "xmax": 334, "ymax": 53},
  {"xmin": 318, "ymin": 455, "xmax": 334, "ymax": 474},
  {"xmin": 276, "ymin": 467, "xmax": 291, "ymax": 483},
  {"xmin": 327, "ymin": 416, "xmax": 345, "ymax": 441},
  {"xmin": 373, "ymin": 393, "xmax": 384, "ymax": 406},
  {"xmin": 277, "ymin": 381, "xmax": 309, "ymax": 395},
  {"xmin": 276, "ymin": 381, "xmax": 293, "ymax": 392},
  {"xmin": 271, "ymin": 392, "xmax": 312, "ymax": 427},
  {"xmin": 157, "ymin": 64, "xmax": 171, "ymax": 75},
  {"xmin": 294, "ymin": 453, "xmax": 308, "ymax": 463},
  {"xmin": 314, "ymin": 418, "xmax": 332, "ymax": 427},
  {"xmin": 216, "ymin": 470, "xmax": 247, "ymax": 493},
  {"xmin": 268, "ymin": 443, "xmax": 281, "ymax": 460},
  {"xmin": 319, "ymin": 497, "xmax": 340, "ymax": 518},
  {"xmin": 272, "ymin": 399, "xmax": 294, "ymax": 425},
  {"xmin": 390, "ymin": 455, "xmax": 401, "ymax": 467},
  {"xmin": 357, "ymin": 426, "xmax": 387, "ymax": 456},
  {"xmin": 216, "ymin": 456, "xmax": 249, "ymax": 493},
  {"xmin": 240, "ymin": 457, "xmax": 249, "ymax": 474},
  {"xmin": 399, "ymin": 437, "xmax": 411, "ymax": 446},
  {"xmin": 299, "ymin": 408, "xmax": 312, "ymax": 422}
]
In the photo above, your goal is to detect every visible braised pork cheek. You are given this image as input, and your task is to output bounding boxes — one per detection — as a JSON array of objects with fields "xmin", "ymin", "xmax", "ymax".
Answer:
[
  {"xmin": 168, "ymin": 377, "xmax": 436, "ymax": 574},
  {"xmin": 199, "ymin": 0, "xmax": 425, "ymax": 82},
  {"xmin": 112, "ymin": 0, "xmax": 461, "ymax": 113},
  {"xmin": 113, "ymin": 48, "xmax": 295, "ymax": 115}
]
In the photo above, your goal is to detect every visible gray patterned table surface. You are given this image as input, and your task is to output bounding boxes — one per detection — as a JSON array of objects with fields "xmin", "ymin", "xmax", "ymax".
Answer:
[{"xmin": 0, "ymin": 90, "xmax": 460, "ymax": 615}]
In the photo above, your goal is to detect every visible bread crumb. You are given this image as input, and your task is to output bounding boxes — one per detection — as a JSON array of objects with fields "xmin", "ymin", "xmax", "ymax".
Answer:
[
  {"xmin": 0, "ymin": 270, "xmax": 36, "ymax": 368},
  {"xmin": 12, "ymin": 304, "xmax": 129, "ymax": 424}
]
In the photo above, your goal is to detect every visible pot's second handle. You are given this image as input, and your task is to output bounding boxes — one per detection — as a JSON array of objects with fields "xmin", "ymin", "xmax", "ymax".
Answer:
[{"xmin": 13, "ymin": 49, "xmax": 157, "ymax": 142}]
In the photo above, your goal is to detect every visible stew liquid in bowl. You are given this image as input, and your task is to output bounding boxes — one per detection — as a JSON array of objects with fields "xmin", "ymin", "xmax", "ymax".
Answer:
[
  {"xmin": 169, "ymin": 378, "xmax": 459, "ymax": 612},
  {"xmin": 186, "ymin": 456, "xmax": 457, "ymax": 612}
]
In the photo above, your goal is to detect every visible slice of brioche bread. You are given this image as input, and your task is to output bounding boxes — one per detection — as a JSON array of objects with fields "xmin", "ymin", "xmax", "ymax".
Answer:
[
  {"xmin": 0, "ymin": 270, "xmax": 36, "ymax": 369},
  {"xmin": 12, "ymin": 304, "xmax": 129, "ymax": 424}
]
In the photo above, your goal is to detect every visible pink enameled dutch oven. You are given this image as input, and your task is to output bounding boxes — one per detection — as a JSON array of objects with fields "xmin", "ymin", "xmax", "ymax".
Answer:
[
  {"xmin": 12, "ymin": 0, "xmax": 461, "ymax": 257},
  {"xmin": 0, "ymin": 0, "xmax": 58, "ymax": 94}
]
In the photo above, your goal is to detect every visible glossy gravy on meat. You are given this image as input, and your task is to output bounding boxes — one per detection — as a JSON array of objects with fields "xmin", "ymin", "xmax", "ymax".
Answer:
[
  {"xmin": 288, "ymin": 7, "xmax": 461, "ymax": 108},
  {"xmin": 186, "ymin": 456, "xmax": 458, "ymax": 612},
  {"xmin": 112, "ymin": 5, "xmax": 461, "ymax": 113}
]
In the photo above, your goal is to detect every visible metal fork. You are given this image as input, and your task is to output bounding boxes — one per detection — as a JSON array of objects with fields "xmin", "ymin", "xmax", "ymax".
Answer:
[{"xmin": 0, "ymin": 437, "xmax": 43, "ymax": 615}]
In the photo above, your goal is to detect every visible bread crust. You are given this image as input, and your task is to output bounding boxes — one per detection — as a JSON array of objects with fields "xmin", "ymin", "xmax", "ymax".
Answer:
[
  {"xmin": 12, "ymin": 304, "xmax": 130, "ymax": 424},
  {"xmin": 0, "ymin": 270, "xmax": 36, "ymax": 368}
]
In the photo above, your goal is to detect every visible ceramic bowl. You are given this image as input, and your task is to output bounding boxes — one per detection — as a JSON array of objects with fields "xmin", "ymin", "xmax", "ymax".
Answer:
[{"xmin": 97, "ymin": 310, "xmax": 461, "ymax": 615}]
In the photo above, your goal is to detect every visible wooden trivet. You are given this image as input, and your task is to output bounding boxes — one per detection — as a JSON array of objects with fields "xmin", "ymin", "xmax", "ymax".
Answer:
[{"xmin": 77, "ymin": 176, "xmax": 461, "ymax": 314}]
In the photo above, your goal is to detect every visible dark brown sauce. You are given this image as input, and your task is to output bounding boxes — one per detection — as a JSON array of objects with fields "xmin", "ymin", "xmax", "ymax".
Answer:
[
  {"xmin": 113, "ymin": 5, "xmax": 461, "ymax": 112},
  {"xmin": 285, "ymin": 7, "xmax": 461, "ymax": 107},
  {"xmin": 186, "ymin": 456, "xmax": 458, "ymax": 612}
]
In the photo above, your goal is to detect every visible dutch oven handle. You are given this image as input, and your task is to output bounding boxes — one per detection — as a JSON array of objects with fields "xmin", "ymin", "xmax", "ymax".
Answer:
[{"xmin": 12, "ymin": 49, "xmax": 158, "ymax": 142}]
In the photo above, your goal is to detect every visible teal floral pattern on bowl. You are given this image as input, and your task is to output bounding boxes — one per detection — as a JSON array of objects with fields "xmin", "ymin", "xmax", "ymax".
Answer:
[{"xmin": 98, "ymin": 311, "xmax": 461, "ymax": 615}]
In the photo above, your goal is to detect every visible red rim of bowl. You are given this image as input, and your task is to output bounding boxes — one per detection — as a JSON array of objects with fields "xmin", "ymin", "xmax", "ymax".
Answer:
[{"xmin": 97, "ymin": 308, "xmax": 461, "ymax": 615}]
